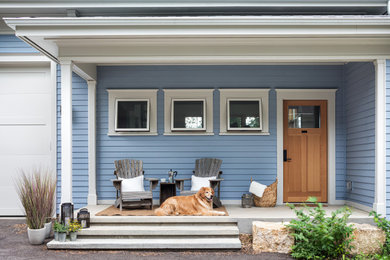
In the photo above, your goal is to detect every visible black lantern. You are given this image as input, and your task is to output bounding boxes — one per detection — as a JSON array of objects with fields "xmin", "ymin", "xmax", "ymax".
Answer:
[
  {"xmin": 241, "ymin": 193, "xmax": 253, "ymax": 208},
  {"xmin": 61, "ymin": 203, "xmax": 74, "ymax": 226},
  {"xmin": 77, "ymin": 208, "xmax": 90, "ymax": 228}
]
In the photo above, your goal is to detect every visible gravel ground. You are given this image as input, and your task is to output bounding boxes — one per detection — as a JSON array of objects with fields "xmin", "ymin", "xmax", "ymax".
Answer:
[{"xmin": 0, "ymin": 219, "xmax": 293, "ymax": 260}]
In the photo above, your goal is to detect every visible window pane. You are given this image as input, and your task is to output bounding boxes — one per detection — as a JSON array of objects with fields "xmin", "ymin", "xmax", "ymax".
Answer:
[
  {"xmin": 229, "ymin": 101, "xmax": 260, "ymax": 128},
  {"xmin": 173, "ymin": 101, "xmax": 204, "ymax": 129},
  {"xmin": 288, "ymin": 106, "xmax": 320, "ymax": 128},
  {"xmin": 117, "ymin": 101, "xmax": 148, "ymax": 129}
]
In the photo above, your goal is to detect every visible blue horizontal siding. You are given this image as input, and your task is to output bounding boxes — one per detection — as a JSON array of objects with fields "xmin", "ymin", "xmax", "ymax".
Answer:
[
  {"xmin": 0, "ymin": 35, "xmax": 38, "ymax": 53},
  {"xmin": 344, "ymin": 62, "xmax": 376, "ymax": 208},
  {"xmin": 95, "ymin": 65, "xmax": 346, "ymax": 201},
  {"xmin": 57, "ymin": 66, "xmax": 88, "ymax": 211}
]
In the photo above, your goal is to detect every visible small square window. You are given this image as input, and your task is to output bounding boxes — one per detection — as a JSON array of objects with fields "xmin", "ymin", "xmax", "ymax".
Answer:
[
  {"xmin": 115, "ymin": 99, "xmax": 149, "ymax": 132},
  {"xmin": 227, "ymin": 99, "xmax": 262, "ymax": 131},
  {"xmin": 171, "ymin": 99, "xmax": 206, "ymax": 131}
]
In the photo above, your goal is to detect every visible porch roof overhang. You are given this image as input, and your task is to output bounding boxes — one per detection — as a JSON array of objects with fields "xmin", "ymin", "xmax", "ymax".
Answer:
[{"xmin": 4, "ymin": 15, "xmax": 390, "ymax": 67}]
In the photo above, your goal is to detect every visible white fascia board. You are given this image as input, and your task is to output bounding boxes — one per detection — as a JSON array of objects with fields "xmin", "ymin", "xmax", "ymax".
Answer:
[
  {"xmin": 4, "ymin": 16, "xmax": 390, "ymax": 31},
  {"xmin": 0, "ymin": 1, "xmax": 387, "ymax": 9}
]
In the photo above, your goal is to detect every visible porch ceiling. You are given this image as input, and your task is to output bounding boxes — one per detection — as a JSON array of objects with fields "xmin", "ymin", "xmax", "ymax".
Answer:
[{"xmin": 4, "ymin": 16, "xmax": 390, "ymax": 65}]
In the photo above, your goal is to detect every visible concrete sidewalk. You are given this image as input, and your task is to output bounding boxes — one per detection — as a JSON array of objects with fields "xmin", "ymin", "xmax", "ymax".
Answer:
[{"xmin": 0, "ymin": 219, "xmax": 293, "ymax": 260}]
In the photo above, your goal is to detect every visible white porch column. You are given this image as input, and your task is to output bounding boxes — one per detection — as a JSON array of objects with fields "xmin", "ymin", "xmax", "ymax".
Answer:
[
  {"xmin": 60, "ymin": 61, "xmax": 73, "ymax": 203},
  {"xmin": 87, "ymin": 80, "xmax": 97, "ymax": 205},
  {"xmin": 374, "ymin": 59, "xmax": 387, "ymax": 216}
]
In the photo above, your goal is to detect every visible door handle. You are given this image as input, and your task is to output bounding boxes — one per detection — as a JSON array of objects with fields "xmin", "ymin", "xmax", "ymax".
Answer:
[{"xmin": 283, "ymin": 150, "xmax": 292, "ymax": 162}]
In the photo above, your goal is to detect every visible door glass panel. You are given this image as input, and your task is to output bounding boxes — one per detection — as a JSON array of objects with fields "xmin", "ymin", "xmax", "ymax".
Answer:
[{"xmin": 288, "ymin": 106, "xmax": 320, "ymax": 128}]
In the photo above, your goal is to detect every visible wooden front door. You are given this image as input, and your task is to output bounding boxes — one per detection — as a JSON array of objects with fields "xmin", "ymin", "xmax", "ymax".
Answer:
[{"xmin": 283, "ymin": 100, "xmax": 327, "ymax": 203}]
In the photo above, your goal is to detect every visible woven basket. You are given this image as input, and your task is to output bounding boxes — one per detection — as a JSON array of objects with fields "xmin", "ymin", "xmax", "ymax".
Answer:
[{"xmin": 253, "ymin": 179, "xmax": 278, "ymax": 207}]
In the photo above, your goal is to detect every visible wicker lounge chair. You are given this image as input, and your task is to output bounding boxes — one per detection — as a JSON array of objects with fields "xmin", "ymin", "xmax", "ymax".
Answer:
[{"xmin": 112, "ymin": 159, "xmax": 158, "ymax": 211}]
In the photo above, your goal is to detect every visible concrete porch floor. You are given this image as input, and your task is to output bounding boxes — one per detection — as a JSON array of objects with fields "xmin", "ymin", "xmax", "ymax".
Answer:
[{"xmin": 82, "ymin": 204, "xmax": 372, "ymax": 234}]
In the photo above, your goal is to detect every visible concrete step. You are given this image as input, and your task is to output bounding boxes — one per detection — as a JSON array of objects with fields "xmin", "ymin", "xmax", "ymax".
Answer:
[
  {"xmin": 47, "ymin": 237, "xmax": 242, "ymax": 250},
  {"xmin": 90, "ymin": 216, "xmax": 236, "ymax": 224},
  {"xmin": 79, "ymin": 224, "xmax": 239, "ymax": 236}
]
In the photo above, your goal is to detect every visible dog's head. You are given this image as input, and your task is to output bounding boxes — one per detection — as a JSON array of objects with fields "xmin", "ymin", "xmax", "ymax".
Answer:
[{"xmin": 198, "ymin": 187, "xmax": 215, "ymax": 202}]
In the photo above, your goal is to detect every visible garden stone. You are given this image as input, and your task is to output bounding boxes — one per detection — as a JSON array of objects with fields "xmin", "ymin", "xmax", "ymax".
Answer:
[
  {"xmin": 349, "ymin": 223, "xmax": 386, "ymax": 255},
  {"xmin": 252, "ymin": 221, "xmax": 294, "ymax": 254}
]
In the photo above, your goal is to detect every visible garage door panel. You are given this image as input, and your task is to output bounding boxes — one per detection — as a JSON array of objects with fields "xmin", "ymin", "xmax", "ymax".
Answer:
[
  {"xmin": 0, "ymin": 71, "xmax": 49, "ymax": 94},
  {"xmin": 0, "ymin": 66, "xmax": 53, "ymax": 216},
  {"xmin": 0, "ymin": 126, "xmax": 50, "ymax": 155},
  {"xmin": 0, "ymin": 93, "xmax": 50, "ymax": 123}
]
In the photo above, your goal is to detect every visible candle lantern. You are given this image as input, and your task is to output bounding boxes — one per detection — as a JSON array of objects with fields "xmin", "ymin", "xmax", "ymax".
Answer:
[
  {"xmin": 241, "ymin": 193, "xmax": 253, "ymax": 208},
  {"xmin": 77, "ymin": 208, "xmax": 90, "ymax": 228},
  {"xmin": 61, "ymin": 202, "xmax": 74, "ymax": 226}
]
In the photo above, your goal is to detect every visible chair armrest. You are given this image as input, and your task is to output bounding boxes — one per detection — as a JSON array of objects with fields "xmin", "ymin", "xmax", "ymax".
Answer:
[
  {"xmin": 146, "ymin": 178, "xmax": 159, "ymax": 191},
  {"xmin": 209, "ymin": 179, "xmax": 223, "ymax": 191},
  {"xmin": 175, "ymin": 178, "xmax": 191, "ymax": 191},
  {"xmin": 111, "ymin": 179, "xmax": 122, "ymax": 191}
]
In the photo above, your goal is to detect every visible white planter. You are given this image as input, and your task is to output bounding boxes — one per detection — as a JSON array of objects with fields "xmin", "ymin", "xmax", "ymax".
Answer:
[
  {"xmin": 27, "ymin": 227, "xmax": 46, "ymax": 245},
  {"xmin": 44, "ymin": 222, "xmax": 51, "ymax": 238}
]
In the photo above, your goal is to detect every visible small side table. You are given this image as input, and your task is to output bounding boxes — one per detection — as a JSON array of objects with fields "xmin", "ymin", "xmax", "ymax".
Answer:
[{"xmin": 160, "ymin": 182, "xmax": 176, "ymax": 205}]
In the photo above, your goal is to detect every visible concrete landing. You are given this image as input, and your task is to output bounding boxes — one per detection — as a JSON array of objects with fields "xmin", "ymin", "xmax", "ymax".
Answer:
[{"xmin": 47, "ymin": 237, "xmax": 242, "ymax": 250}]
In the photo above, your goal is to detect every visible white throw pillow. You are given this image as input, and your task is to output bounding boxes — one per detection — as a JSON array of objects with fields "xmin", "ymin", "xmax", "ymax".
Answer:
[
  {"xmin": 249, "ymin": 180, "xmax": 267, "ymax": 198},
  {"xmin": 191, "ymin": 175, "xmax": 217, "ymax": 191},
  {"xmin": 118, "ymin": 175, "xmax": 145, "ymax": 192}
]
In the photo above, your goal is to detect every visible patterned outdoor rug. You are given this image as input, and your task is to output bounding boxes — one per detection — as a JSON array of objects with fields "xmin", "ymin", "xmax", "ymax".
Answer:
[{"xmin": 96, "ymin": 205, "xmax": 229, "ymax": 216}]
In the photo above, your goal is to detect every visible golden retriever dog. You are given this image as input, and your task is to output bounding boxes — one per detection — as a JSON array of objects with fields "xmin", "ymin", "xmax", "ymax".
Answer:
[{"xmin": 154, "ymin": 187, "xmax": 226, "ymax": 216}]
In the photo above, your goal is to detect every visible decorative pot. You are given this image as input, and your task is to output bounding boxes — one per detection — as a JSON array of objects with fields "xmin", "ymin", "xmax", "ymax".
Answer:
[
  {"xmin": 54, "ymin": 231, "xmax": 59, "ymax": 241},
  {"xmin": 44, "ymin": 222, "xmax": 52, "ymax": 238},
  {"xmin": 27, "ymin": 227, "xmax": 46, "ymax": 245},
  {"xmin": 58, "ymin": 232, "xmax": 66, "ymax": 242},
  {"xmin": 69, "ymin": 232, "xmax": 77, "ymax": 241}
]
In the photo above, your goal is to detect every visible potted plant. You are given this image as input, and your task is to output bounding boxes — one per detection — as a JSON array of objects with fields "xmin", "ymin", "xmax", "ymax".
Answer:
[
  {"xmin": 53, "ymin": 221, "xmax": 61, "ymax": 241},
  {"xmin": 15, "ymin": 169, "xmax": 55, "ymax": 245},
  {"xmin": 68, "ymin": 221, "xmax": 82, "ymax": 241},
  {"xmin": 56, "ymin": 222, "xmax": 68, "ymax": 242}
]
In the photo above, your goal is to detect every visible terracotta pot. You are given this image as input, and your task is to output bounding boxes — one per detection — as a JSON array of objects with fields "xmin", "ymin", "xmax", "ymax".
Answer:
[{"xmin": 27, "ymin": 227, "xmax": 46, "ymax": 245}]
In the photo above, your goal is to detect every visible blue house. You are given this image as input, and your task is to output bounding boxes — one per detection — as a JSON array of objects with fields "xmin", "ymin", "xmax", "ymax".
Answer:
[{"xmin": 0, "ymin": 1, "xmax": 389, "ymax": 219}]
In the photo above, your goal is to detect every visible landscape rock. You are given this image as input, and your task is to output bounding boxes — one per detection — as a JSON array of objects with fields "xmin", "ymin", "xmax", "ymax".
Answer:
[
  {"xmin": 252, "ymin": 221, "xmax": 294, "ymax": 254},
  {"xmin": 349, "ymin": 223, "xmax": 386, "ymax": 255}
]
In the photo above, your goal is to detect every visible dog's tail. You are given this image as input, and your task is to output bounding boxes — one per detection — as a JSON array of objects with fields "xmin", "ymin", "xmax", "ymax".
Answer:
[{"xmin": 154, "ymin": 207, "xmax": 166, "ymax": 216}]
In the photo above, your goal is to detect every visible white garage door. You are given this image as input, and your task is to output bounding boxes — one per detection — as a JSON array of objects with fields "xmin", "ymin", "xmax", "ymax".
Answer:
[{"xmin": 0, "ymin": 64, "xmax": 54, "ymax": 215}]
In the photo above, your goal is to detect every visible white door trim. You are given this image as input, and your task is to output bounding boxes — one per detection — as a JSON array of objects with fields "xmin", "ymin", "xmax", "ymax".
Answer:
[{"xmin": 275, "ymin": 89, "xmax": 340, "ymax": 205}]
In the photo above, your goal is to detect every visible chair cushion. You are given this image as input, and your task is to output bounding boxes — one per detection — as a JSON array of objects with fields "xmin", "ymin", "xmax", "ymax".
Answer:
[
  {"xmin": 118, "ymin": 175, "xmax": 145, "ymax": 192},
  {"xmin": 191, "ymin": 175, "xmax": 216, "ymax": 191},
  {"xmin": 249, "ymin": 180, "xmax": 267, "ymax": 198}
]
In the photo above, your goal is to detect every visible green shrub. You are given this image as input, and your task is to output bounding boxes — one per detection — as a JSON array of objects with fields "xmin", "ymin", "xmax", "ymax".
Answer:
[
  {"xmin": 286, "ymin": 197, "xmax": 355, "ymax": 259},
  {"xmin": 370, "ymin": 211, "xmax": 390, "ymax": 257}
]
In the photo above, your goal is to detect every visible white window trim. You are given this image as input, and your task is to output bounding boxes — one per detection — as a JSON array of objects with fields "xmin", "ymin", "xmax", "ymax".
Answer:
[
  {"xmin": 164, "ymin": 89, "xmax": 214, "ymax": 136},
  {"xmin": 227, "ymin": 98, "xmax": 263, "ymax": 131},
  {"xmin": 114, "ymin": 99, "xmax": 150, "ymax": 132},
  {"xmin": 171, "ymin": 98, "xmax": 206, "ymax": 131},
  {"xmin": 107, "ymin": 89, "xmax": 158, "ymax": 136},
  {"xmin": 275, "ymin": 89, "xmax": 341, "ymax": 206},
  {"xmin": 219, "ymin": 89, "xmax": 270, "ymax": 136}
]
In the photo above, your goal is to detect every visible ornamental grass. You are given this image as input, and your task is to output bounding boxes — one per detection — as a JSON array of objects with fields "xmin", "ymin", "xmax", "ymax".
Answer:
[{"xmin": 15, "ymin": 168, "xmax": 56, "ymax": 229}]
